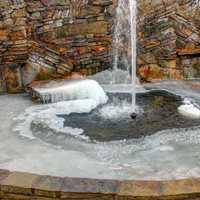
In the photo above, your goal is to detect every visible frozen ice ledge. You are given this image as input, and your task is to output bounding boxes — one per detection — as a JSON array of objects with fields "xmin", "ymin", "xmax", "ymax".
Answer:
[
  {"xmin": 28, "ymin": 78, "xmax": 108, "ymax": 105},
  {"xmin": 16, "ymin": 79, "xmax": 108, "ymax": 140}
]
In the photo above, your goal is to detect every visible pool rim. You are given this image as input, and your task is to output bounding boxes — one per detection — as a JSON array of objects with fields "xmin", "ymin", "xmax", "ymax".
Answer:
[{"xmin": 1, "ymin": 169, "xmax": 200, "ymax": 199}]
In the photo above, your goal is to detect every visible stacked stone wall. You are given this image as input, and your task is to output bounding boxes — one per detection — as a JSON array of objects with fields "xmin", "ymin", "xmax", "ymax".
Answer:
[
  {"xmin": 1, "ymin": 0, "xmax": 200, "ymax": 93},
  {"xmin": 0, "ymin": 0, "xmax": 27, "ymax": 92},
  {"xmin": 0, "ymin": 0, "xmax": 114, "ymax": 93},
  {"xmin": 138, "ymin": 0, "xmax": 200, "ymax": 81}
]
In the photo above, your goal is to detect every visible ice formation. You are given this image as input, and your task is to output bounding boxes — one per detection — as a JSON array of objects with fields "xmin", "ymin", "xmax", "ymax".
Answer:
[
  {"xmin": 178, "ymin": 98, "xmax": 200, "ymax": 119},
  {"xmin": 34, "ymin": 79, "xmax": 108, "ymax": 104},
  {"xmin": 2, "ymin": 83, "xmax": 200, "ymax": 180},
  {"xmin": 14, "ymin": 79, "xmax": 108, "ymax": 140}
]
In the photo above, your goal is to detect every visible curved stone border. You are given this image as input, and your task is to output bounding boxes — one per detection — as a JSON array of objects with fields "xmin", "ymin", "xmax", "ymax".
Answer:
[{"xmin": 1, "ymin": 169, "xmax": 200, "ymax": 199}]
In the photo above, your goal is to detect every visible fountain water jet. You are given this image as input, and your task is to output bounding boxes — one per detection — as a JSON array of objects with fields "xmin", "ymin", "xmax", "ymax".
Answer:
[
  {"xmin": 129, "ymin": 0, "xmax": 137, "ymax": 115},
  {"xmin": 113, "ymin": 0, "xmax": 137, "ymax": 115}
]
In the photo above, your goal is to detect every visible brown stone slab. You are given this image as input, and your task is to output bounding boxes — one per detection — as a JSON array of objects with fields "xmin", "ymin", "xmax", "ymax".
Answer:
[
  {"xmin": 177, "ymin": 49, "xmax": 200, "ymax": 56},
  {"xmin": 32, "ymin": 175, "xmax": 64, "ymax": 198},
  {"xmin": 160, "ymin": 178, "xmax": 200, "ymax": 197},
  {"xmin": 0, "ymin": 193, "xmax": 35, "ymax": 200},
  {"xmin": 117, "ymin": 180, "xmax": 162, "ymax": 198},
  {"xmin": 0, "ymin": 68, "xmax": 6, "ymax": 93},
  {"xmin": 60, "ymin": 193, "xmax": 115, "ymax": 200},
  {"xmin": 2, "ymin": 65, "xmax": 24, "ymax": 93},
  {"xmin": 60, "ymin": 177, "xmax": 118, "ymax": 197},
  {"xmin": 0, "ymin": 171, "xmax": 38, "ymax": 195},
  {"xmin": 0, "ymin": 169, "xmax": 10, "ymax": 196},
  {"xmin": 0, "ymin": 169, "xmax": 10, "ymax": 182}
]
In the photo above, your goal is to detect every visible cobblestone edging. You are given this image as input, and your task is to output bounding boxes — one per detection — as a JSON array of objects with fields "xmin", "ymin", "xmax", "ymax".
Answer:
[{"xmin": 1, "ymin": 169, "xmax": 200, "ymax": 200}]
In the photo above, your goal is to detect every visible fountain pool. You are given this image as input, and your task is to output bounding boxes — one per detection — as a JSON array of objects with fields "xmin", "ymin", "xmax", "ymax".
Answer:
[{"xmin": 1, "ymin": 80, "xmax": 200, "ymax": 181}]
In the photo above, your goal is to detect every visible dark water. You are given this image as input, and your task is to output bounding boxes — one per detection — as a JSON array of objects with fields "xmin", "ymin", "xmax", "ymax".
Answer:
[{"xmin": 61, "ymin": 90, "xmax": 200, "ymax": 142}]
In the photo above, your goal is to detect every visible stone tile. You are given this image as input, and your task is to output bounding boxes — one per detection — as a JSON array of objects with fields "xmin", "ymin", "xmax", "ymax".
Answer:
[
  {"xmin": 0, "ymin": 169, "xmax": 10, "ymax": 198},
  {"xmin": 60, "ymin": 177, "xmax": 118, "ymax": 199},
  {"xmin": 61, "ymin": 177, "xmax": 118, "ymax": 194},
  {"xmin": 161, "ymin": 179, "xmax": 200, "ymax": 196},
  {"xmin": 0, "ymin": 171, "xmax": 38, "ymax": 195},
  {"xmin": 0, "ymin": 169, "xmax": 10, "ymax": 182},
  {"xmin": 32, "ymin": 175, "xmax": 64, "ymax": 198},
  {"xmin": 117, "ymin": 180, "xmax": 162, "ymax": 198}
]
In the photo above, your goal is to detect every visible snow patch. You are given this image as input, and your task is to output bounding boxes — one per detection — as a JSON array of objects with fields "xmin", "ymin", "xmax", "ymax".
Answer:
[{"xmin": 178, "ymin": 98, "xmax": 200, "ymax": 119}]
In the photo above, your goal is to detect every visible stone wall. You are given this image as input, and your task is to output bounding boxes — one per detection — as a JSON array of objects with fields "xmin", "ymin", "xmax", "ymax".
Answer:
[
  {"xmin": 1, "ymin": 0, "xmax": 200, "ymax": 93},
  {"xmin": 138, "ymin": 0, "xmax": 200, "ymax": 81},
  {"xmin": 0, "ymin": 0, "xmax": 27, "ymax": 93},
  {"xmin": 0, "ymin": 0, "xmax": 114, "ymax": 93}
]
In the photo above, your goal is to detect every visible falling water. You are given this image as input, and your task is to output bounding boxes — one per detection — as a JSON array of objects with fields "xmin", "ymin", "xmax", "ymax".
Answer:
[
  {"xmin": 112, "ymin": 0, "xmax": 130, "ymax": 84},
  {"xmin": 113, "ymin": 0, "xmax": 137, "ymax": 112},
  {"xmin": 129, "ymin": 0, "xmax": 137, "ymax": 112}
]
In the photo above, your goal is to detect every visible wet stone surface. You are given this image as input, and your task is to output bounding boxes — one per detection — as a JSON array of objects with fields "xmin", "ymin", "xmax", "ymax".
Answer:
[{"xmin": 56, "ymin": 90, "xmax": 200, "ymax": 142}]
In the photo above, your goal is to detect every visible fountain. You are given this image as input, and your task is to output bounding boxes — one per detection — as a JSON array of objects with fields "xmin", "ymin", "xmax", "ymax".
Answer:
[
  {"xmin": 3, "ymin": 1, "xmax": 200, "ymax": 199},
  {"xmin": 2, "ymin": 0, "xmax": 200, "ymax": 182}
]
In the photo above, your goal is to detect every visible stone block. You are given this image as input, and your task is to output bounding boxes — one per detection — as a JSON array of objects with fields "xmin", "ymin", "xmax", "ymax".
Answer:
[
  {"xmin": 32, "ymin": 175, "xmax": 63, "ymax": 198},
  {"xmin": 0, "ymin": 68, "xmax": 6, "ymax": 93},
  {"xmin": 139, "ymin": 64, "xmax": 167, "ymax": 81},
  {"xmin": 0, "ymin": 169, "xmax": 10, "ymax": 183},
  {"xmin": 0, "ymin": 193, "xmax": 34, "ymax": 200},
  {"xmin": 160, "ymin": 179, "xmax": 200, "ymax": 197},
  {"xmin": 117, "ymin": 180, "xmax": 161, "ymax": 198},
  {"xmin": 0, "ymin": 172, "xmax": 38, "ymax": 195},
  {"xmin": 62, "ymin": 177, "xmax": 118, "ymax": 194},
  {"xmin": 2, "ymin": 65, "xmax": 23, "ymax": 93},
  {"xmin": 158, "ymin": 59, "xmax": 176, "ymax": 68},
  {"xmin": 22, "ymin": 59, "xmax": 56, "ymax": 86}
]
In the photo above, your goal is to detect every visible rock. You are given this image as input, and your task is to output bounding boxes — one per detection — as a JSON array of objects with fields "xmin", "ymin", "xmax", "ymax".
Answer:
[{"xmin": 2, "ymin": 65, "xmax": 23, "ymax": 93}]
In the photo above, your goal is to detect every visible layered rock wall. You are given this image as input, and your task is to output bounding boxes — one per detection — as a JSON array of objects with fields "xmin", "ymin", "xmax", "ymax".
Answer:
[
  {"xmin": 0, "ymin": 0, "xmax": 114, "ymax": 93},
  {"xmin": 0, "ymin": 0, "xmax": 27, "ymax": 92},
  {"xmin": 1, "ymin": 0, "xmax": 200, "ymax": 93},
  {"xmin": 138, "ymin": 0, "xmax": 200, "ymax": 81}
]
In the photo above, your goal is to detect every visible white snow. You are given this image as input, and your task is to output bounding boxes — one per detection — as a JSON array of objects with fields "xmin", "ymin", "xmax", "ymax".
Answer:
[
  {"xmin": 34, "ymin": 79, "xmax": 108, "ymax": 104},
  {"xmin": 178, "ymin": 98, "xmax": 200, "ymax": 119}
]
